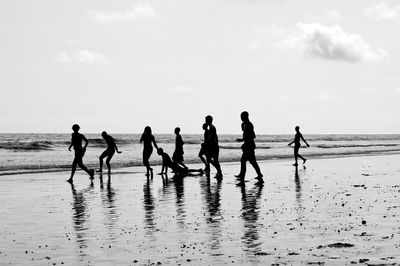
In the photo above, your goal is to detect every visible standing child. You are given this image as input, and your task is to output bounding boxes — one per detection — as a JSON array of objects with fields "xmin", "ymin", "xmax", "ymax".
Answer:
[
  {"xmin": 288, "ymin": 126, "xmax": 310, "ymax": 166},
  {"xmin": 172, "ymin": 127, "xmax": 187, "ymax": 169},
  {"xmin": 140, "ymin": 126, "xmax": 158, "ymax": 176},
  {"xmin": 198, "ymin": 123, "xmax": 210, "ymax": 172},
  {"xmin": 67, "ymin": 124, "xmax": 94, "ymax": 183},
  {"xmin": 204, "ymin": 115, "xmax": 223, "ymax": 179}
]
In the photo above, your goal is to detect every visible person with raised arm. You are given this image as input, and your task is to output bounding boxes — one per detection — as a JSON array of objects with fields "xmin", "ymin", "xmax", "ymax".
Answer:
[
  {"xmin": 288, "ymin": 126, "xmax": 310, "ymax": 166},
  {"xmin": 97, "ymin": 131, "xmax": 122, "ymax": 174}
]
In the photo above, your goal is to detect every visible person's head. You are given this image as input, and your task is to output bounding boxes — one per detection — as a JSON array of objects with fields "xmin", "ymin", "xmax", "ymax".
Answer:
[
  {"xmin": 144, "ymin": 126, "xmax": 152, "ymax": 135},
  {"xmin": 240, "ymin": 111, "xmax": 249, "ymax": 122},
  {"xmin": 202, "ymin": 123, "xmax": 208, "ymax": 130},
  {"xmin": 101, "ymin": 131, "xmax": 107, "ymax": 138},
  {"xmin": 157, "ymin": 148, "xmax": 164, "ymax": 155},
  {"xmin": 295, "ymin": 126, "xmax": 300, "ymax": 132},
  {"xmin": 205, "ymin": 115, "xmax": 213, "ymax": 125},
  {"xmin": 174, "ymin": 127, "xmax": 180, "ymax": 135},
  {"xmin": 72, "ymin": 124, "xmax": 80, "ymax": 133}
]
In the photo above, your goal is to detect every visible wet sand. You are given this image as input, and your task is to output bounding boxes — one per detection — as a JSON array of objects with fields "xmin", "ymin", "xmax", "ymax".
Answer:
[{"xmin": 1, "ymin": 155, "xmax": 400, "ymax": 265}]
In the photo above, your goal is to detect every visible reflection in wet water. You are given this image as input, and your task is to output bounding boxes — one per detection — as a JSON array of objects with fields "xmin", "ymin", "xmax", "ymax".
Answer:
[
  {"xmin": 3, "ymin": 157, "xmax": 400, "ymax": 265},
  {"xmin": 199, "ymin": 177, "xmax": 223, "ymax": 254},
  {"xmin": 70, "ymin": 182, "xmax": 94, "ymax": 255},
  {"xmin": 294, "ymin": 166, "xmax": 304, "ymax": 223},
  {"xmin": 100, "ymin": 173, "xmax": 119, "ymax": 241},
  {"xmin": 173, "ymin": 176, "xmax": 186, "ymax": 227},
  {"xmin": 240, "ymin": 184, "xmax": 263, "ymax": 255},
  {"xmin": 143, "ymin": 177, "xmax": 156, "ymax": 235}
]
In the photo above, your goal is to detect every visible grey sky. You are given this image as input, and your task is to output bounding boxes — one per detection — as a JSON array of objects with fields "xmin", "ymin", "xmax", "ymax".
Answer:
[{"xmin": 1, "ymin": 0, "xmax": 399, "ymax": 134}]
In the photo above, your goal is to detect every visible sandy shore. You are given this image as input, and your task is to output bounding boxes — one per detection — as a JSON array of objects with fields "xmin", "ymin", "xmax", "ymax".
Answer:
[{"xmin": 0, "ymin": 155, "xmax": 400, "ymax": 265}]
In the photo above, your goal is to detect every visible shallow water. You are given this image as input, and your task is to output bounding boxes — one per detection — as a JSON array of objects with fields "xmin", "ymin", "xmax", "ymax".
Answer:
[
  {"xmin": 1, "ymin": 156, "xmax": 400, "ymax": 265},
  {"xmin": 1, "ymin": 133, "xmax": 400, "ymax": 175}
]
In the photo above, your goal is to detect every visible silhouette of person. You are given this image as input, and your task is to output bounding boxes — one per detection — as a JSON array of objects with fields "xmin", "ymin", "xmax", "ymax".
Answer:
[
  {"xmin": 235, "ymin": 111, "xmax": 263, "ymax": 185},
  {"xmin": 204, "ymin": 115, "xmax": 223, "ymax": 179},
  {"xmin": 97, "ymin": 131, "xmax": 122, "ymax": 173},
  {"xmin": 172, "ymin": 127, "xmax": 188, "ymax": 169},
  {"xmin": 198, "ymin": 123, "xmax": 210, "ymax": 172},
  {"xmin": 67, "ymin": 124, "xmax": 94, "ymax": 183},
  {"xmin": 288, "ymin": 126, "xmax": 310, "ymax": 166},
  {"xmin": 140, "ymin": 126, "xmax": 158, "ymax": 176},
  {"xmin": 157, "ymin": 148, "xmax": 203, "ymax": 176}
]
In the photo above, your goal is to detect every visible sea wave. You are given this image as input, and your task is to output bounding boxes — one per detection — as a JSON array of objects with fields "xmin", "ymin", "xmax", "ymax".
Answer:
[
  {"xmin": 315, "ymin": 144, "xmax": 399, "ymax": 149},
  {"xmin": 0, "ymin": 141, "xmax": 54, "ymax": 151}
]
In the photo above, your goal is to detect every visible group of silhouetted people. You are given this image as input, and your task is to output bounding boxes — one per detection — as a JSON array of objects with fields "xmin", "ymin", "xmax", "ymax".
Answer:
[
  {"xmin": 67, "ymin": 111, "xmax": 310, "ymax": 186},
  {"xmin": 67, "ymin": 125, "xmax": 122, "ymax": 183}
]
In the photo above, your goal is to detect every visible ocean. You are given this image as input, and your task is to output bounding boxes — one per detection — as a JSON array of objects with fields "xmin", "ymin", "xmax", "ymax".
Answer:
[{"xmin": 0, "ymin": 133, "xmax": 399, "ymax": 175}]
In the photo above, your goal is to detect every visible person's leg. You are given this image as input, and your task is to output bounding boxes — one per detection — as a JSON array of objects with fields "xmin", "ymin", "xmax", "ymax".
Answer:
[
  {"xmin": 248, "ymin": 151, "xmax": 263, "ymax": 179},
  {"xmin": 199, "ymin": 145, "xmax": 209, "ymax": 171},
  {"xmin": 105, "ymin": 150, "xmax": 114, "ymax": 173},
  {"xmin": 143, "ymin": 149, "xmax": 152, "ymax": 175},
  {"xmin": 98, "ymin": 150, "xmax": 108, "ymax": 172},
  {"xmin": 236, "ymin": 152, "xmax": 247, "ymax": 178},
  {"xmin": 78, "ymin": 159, "xmax": 92, "ymax": 175},
  {"xmin": 297, "ymin": 150, "xmax": 306, "ymax": 164},
  {"xmin": 68, "ymin": 158, "xmax": 78, "ymax": 182},
  {"xmin": 213, "ymin": 148, "xmax": 223, "ymax": 178},
  {"xmin": 294, "ymin": 145, "xmax": 300, "ymax": 166},
  {"xmin": 76, "ymin": 156, "xmax": 94, "ymax": 179}
]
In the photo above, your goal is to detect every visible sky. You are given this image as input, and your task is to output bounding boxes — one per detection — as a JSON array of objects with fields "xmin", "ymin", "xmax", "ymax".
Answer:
[{"xmin": 1, "ymin": 0, "xmax": 400, "ymax": 134}]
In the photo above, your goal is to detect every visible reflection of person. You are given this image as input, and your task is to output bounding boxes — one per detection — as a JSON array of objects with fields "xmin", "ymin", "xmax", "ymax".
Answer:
[
  {"xmin": 288, "ymin": 126, "xmax": 310, "ymax": 166},
  {"xmin": 198, "ymin": 123, "xmax": 210, "ymax": 172},
  {"xmin": 158, "ymin": 148, "xmax": 203, "ymax": 176},
  {"xmin": 98, "ymin": 131, "xmax": 122, "ymax": 173},
  {"xmin": 204, "ymin": 115, "xmax": 223, "ymax": 179},
  {"xmin": 235, "ymin": 111, "xmax": 263, "ymax": 185},
  {"xmin": 140, "ymin": 126, "xmax": 158, "ymax": 176},
  {"xmin": 172, "ymin": 127, "xmax": 187, "ymax": 169},
  {"xmin": 67, "ymin": 124, "xmax": 94, "ymax": 183}
]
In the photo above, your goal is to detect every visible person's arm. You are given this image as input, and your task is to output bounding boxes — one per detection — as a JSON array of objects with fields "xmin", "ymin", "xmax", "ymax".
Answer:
[
  {"xmin": 288, "ymin": 140, "xmax": 294, "ymax": 146},
  {"xmin": 140, "ymin": 134, "xmax": 144, "ymax": 143},
  {"xmin": 68, "ymin": 142, "xmax": 73, "ymax": 151},
  {"xmin": 162, "ymin": 159, "xmax": 168, "ymax": 174},
  {"xmin": 161, "ymin": 162, "xmax": 165, "ymax": 174},
  {"xmin": 82, "ymin": 134, "xmax": 89, "ymax": 150},
  {"xmin": 152, "ymin": 136, "xmax": 159, "ymax": 150},
  {"xmin": 112, "ymin": 137, "xmax": 122, "ymax": 153},
  {"xmin": 236, "ymin": 137, "xmax": 243, "ymax": 142},
  {"xmin": 301, "ymin": 134, "xmax": 310, "ymax": 147}
]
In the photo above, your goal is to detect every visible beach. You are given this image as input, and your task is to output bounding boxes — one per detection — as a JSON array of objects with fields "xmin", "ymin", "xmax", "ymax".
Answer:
[{"xmin": 1, "ymin": 154, "xmax": 400, "ymax": 265}]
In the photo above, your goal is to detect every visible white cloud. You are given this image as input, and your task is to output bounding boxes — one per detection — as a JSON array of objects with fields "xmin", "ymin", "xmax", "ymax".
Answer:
[
  {"xmin": 87, "ymin": 3, "xmax": 157, "ymax": 23},
  {"xmin": 277, "ymin": 23, "xmax": 389, "ymax": 62},
  {"xmin": 315, "ymin": 91, "xmax": 335, "ymax": 100},
  {"xmin": 55, "ymin": 50, "xmax": 109, "ymax": 65},
  {"xmin": 363, "ymin": 3, "xmax": 400, "ymax": 21}
]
